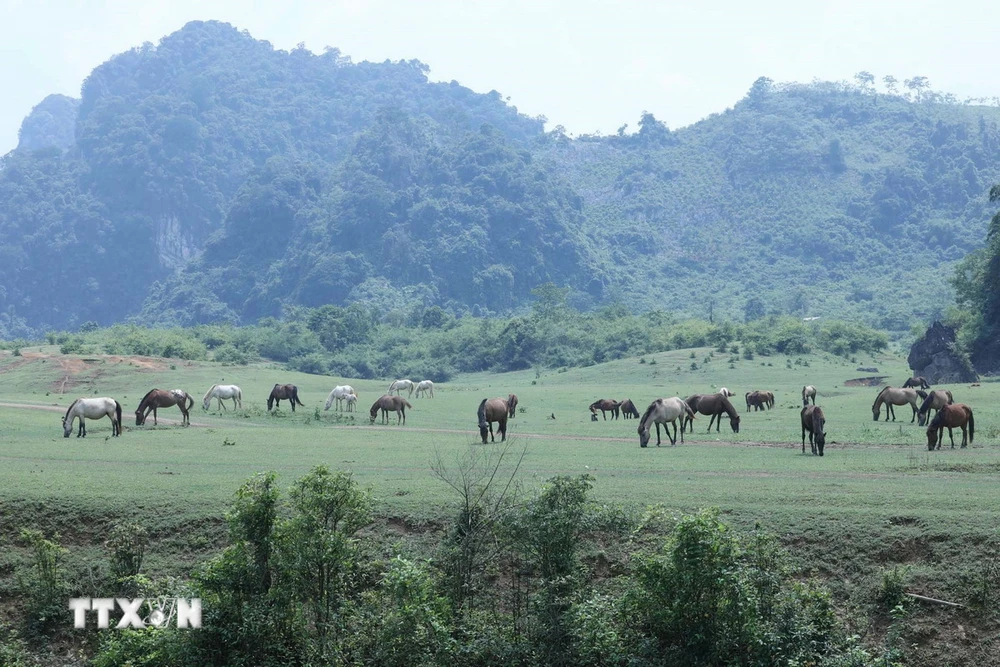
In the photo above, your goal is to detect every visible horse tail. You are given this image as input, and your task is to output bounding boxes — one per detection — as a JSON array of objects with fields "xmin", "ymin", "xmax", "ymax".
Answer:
[
  {"xmin": 185, "ymin": 394, "xmax": 194, "ymax": 412},
  {"xmin": 294, "ymin": 388, "xmax": 305, "ymax": 406},
  {"xmin": 478, "ymin": 398, "xmax": 488, "ymax": 429},
  {"xmin": 403, "ymin": 399, "xmax": 413, "ymax": 409},
  {"xmin": 115, "ymin": 400, "xmax": 123, "ymax": 435},
  {"xmin": 968, "ymin": 408, "xmax": 975, "ymax": 444}
]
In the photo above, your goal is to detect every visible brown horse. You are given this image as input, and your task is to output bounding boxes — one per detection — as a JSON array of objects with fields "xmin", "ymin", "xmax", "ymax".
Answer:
[
  {"xmin": 589, "ymin": 399, "xmax": 620, "ymax": 421},
  {"xmin": 619, "ymin": 398, "xmax": 640, "ymax": 419},
  {"xmin": 903, "ymin": 376, "xmax": 931, "ymax": 390},
  {"xmin": 745, "ymin": 390, "xmax": 773, "ymax": 412},
  {"xmin": 268, "ymin": 384, "xmax": 305, "ymax": 411},
  {"xmin": 478, "ymin": 397, "xmax": 510, "ymax": 443},
  {"xmin": 684, "ymin": 393, "xmax": 741, "ymax": 433},
  {"xmin": 370, "ymin": 395, "xmax": 412, "ymax": 425},
  {"xmin": 871, "ymin": 386, "xmax": 922, "ymax": 422},
  {"xmin": 916, "ymin": 389, "xmax": 955, "ymax": 427},
  {"xmin": 926, "ymin": 403, "xmax": 974, "ymax": 450},
  {"xmin": 507, "ymin": 393, "xmax": 519, "ymax": 418},
  {"xmin": 801, "ymin": 405, "xmax": 826, "ymax": 455},
  {"xmin": 135, "ymin": 389, "xmax": 194, "ymax": 426}
]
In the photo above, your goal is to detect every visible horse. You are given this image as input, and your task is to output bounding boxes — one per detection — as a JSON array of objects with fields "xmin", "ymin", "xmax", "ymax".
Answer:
[
  {"xmin": 916, "ymin": 390, "xmax": 955, "ymax": 427},
  {"xmin": 507, "ymin": 394, "xmax": 518, "ymax": 418},
  {"xmin": 619, "ymin": 399, "xmax": 640, "ymax": 419},
  {"xmin": 388, "ymin": 379, "xmax": 415, "ymax": 397},
  {"xmin": 268, "ymin": 384, "xmax": 305, "ymax": 412},
  {"xmin": 801, "ymin": 405, "xmax": 826, "ymax": 456},
  {"xmin": 745, "ymin": 391, "xmax": 770, "ymax": 412},
  {"xmin": 203, "ymin": 384, "xmax": 242, "ymax": 411},
  {"xmin": 478, "ymin": 397, "xmax": 510, "ymax": 443},
  {"xmin": 683, "ymin": 392, "xmax": 741, "ymax": 433},
  {"xmin": 63, "ymin": 397, "xmax": 122, "ymax": 438},
  {"xmin": 370, "ymin": 395, "xmax": 412, "ymax": 425},
  {"xmin": 414, "ymin": 380, "xmax": 435, "ymax": 398},
  {"xmin": 638, "ymin": 397, "xmax": 695, "ymax": 447},
  {"xmin": 762, "ymin": 391, "xmax": 775, "ymax": 408},
  {"xmin": 926, "ymin": 403, "xmax": 974, "ymax": 450},
  {"xmin": 718, "ymin": 387, "xmax": 736, "ymax": 397},
  {"xmin": 135, "ymin": 389, "xmax": 193, "ymax": 426},
  {"xmin": 589, "ymin": 399, "xmax": 620, "ymax": 421},
  {"xmin": 802, "ymin": 385, "xmax": 817, "ymax": 406},
  {"xmin": 343, "ymin": 393, "xmax": 357, "ymax": 412},
  {"xmin": 324, "ymin": 385, "xmax": 357, "ymax": 411},
  {"xmin": 903, "ymin": 376, "xmax": 931, "ymax": 390},
  {"xmin": 871, "ymin": 386, "xmax": 921, "ymax": 423}
]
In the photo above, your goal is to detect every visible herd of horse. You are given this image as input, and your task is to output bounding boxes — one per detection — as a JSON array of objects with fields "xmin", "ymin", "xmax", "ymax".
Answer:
[
  {"xmin": 57, "ymin": 371, "xmax": 976, "ymax": 455},
  {"xmin": 60, "ymin": 377, "xmax": 438, "ymax": 437}
]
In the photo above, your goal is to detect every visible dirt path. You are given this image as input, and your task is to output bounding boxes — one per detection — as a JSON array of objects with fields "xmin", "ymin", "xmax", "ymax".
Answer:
[{"xmin": 0, "ymin": 401, "xmax": 216, "ymax": 428}]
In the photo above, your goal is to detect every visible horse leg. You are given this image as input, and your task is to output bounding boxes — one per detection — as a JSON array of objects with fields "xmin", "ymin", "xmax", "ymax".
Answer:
[
  {"xmin": 948, "ymin": 427, "xmax": 956, "ymax": 449},
  {"xmin": 707, "ymin": 414, "xmax": 716, "ymax": 432},
  {"xmin": 500, "ymin": 418, "xmax": 507, "ymax": 442},
  {"xmin": 910, "ymin": 404, "xmax": 917, "ymax": 423},
  {"xmin": 655, "ymin": 422, "xmax": 662, "ymax": 446},
  {"xmin": 152, "ymin": 407, "xmax": 158, "ymax": 426},
  {"xmin": 668, "ymin": 421, "xmax": 677, "ymax": 446},
  {"xmin": 79, "ymin": 419, "xmax": 86, "ymax": 438}
]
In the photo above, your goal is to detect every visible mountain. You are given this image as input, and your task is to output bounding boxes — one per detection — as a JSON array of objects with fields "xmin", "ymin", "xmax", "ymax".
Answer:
[{"xmin": 1, "ymin": 22, "xmax": 998, "ymax": 337}]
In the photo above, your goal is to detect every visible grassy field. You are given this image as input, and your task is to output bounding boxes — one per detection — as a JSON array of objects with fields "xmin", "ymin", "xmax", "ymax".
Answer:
[{"xmin": 1, "ymin": 344, "xmax": 999, "ymax": 664}]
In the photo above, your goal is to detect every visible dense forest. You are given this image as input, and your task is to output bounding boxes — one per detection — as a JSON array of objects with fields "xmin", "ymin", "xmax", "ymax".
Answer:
[{"xmin": 2, "ymin": 20, "xmax": 999, "ymax": 339}]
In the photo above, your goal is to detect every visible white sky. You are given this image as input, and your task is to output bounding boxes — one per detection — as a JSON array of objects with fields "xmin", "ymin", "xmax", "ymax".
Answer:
[{"xmin": 2, "ymin": 0, "xmax": 999, "ymax": 154}]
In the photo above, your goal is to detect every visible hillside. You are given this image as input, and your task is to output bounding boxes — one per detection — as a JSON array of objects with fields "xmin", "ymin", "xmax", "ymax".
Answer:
[{"xmin": 1, "ymin": 22, "xmax": 999, "ymax": 336}]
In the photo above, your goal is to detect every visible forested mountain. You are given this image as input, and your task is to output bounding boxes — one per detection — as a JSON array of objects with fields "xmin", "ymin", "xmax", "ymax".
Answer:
[{"xmin": 1, "ymin": 20, "xmax": 998, "ymax": 337}]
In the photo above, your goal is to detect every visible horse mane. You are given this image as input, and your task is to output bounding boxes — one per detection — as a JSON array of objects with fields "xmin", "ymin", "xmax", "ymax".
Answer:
[
  {"xmin": 638, "ymin": 400, "xmax": 659, "ymax": 429},
  {"xmin": 721, "ymin": 395, "xmax": 738, "ymax": 418},
  {"xmin": 478, "ymin": 398, "xmax": 488, "ymax": 428},
  {"xmin": 203, "ymin": 385, "xmax": 218, "ymax": 402},
  {"xmin": 872, "ymin": 386, "xmax": 889, "ymax": 407},
  {"xmin": 138, "ymin": 388, "xmax": 159, "ymax": 409},
  {"xmin": 916, "ymin": 389, "xmax": 928, "ymax": 399},
  {"xmin": 63, "ymin": 398, "xmax": 80, "ymax": 421}
]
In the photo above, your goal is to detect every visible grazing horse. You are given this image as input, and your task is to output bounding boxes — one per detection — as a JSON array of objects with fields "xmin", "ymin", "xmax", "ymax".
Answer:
[
  {"xmin": 684, "ymin": 392, "xmax": 741, "ymax": 433},
  {"xmin": 370, "ymin": 395, "xmax": 412, "ymax": 425},
  {"xmin": 926, "ymin": 403, "xmax": 974, "ymax": 450},
  {"xmin": 589, "ymin": 399, "xmax": 621, "ymax": 421},
  {"xmin": 63, "ymin": 397, "xmax": 122, "ymax": 438},
  {"xmin": 619, "ymin": 399, "xmax": 640, "ymax": 419},
  {"xmin": 388, "ymin": 379, "xmax": 415, "ymax": 397},
  {"xmin": 268, "ymin": 384, "xmax": 305, "ymax": 412},
  {"xmin": 801, "ymin": 405, "xmax": 826, "ymax": 455},
  {"xmin": 903, "ymin": 376, "xmax": 931, "ymax": 390},
  {"xmin": 414, "ymin": 380, "xmax": 435, "ymax": 398},
  {"xmin": 745, "ymin": 390, "xmax": 772, "ymax": 412},
  {"xmin": 324, "ymin": 385, "xmax": 357, "ymax": 411},
  {"xmin": 135, "ymin": 389, "xmax": 193, "ymax": 426},
  {"xmin": 203, "ymin": 384, "xmax": 242, "ymax": 411},
  {"xmin": 871, "ymin": 386, "xmax": 921, "ymax": 423},
  {"xmin": 478, "ymin": 397, "xmax": 510, "ymax": 443},
  {"xmin": 916, "ymin": 390, "xmax": 955, "ymax": 427},
  {"xmin": 638, "ymin": 397, "xmax": 695, "ymax": 447},
  {"xmin": 802, "ymin": 385, "xmax": 817, "ymax": 406},
  {"xmin": 718, "ymin": 387, "xmax": 736, "ymax": 397}
]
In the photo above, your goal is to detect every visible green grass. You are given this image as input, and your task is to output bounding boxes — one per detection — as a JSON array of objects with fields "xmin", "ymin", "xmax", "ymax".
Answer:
[{"xmin": 0, "ymin": 345, "xmax": 998, "ymax": 663}]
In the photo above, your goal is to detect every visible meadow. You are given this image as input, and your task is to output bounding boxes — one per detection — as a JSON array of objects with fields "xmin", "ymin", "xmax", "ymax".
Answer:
[{"xmin": 1, "ymin": 344, "xmax": 999, "ymax": 663}]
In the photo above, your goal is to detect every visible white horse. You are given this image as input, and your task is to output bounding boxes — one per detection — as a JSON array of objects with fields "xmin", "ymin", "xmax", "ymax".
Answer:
[
  {"xmin": 203, "ymin": 384, "xmax": 243, "ymax": 411},
  {"xmin": 324, "ymin": 385, "xmax": 357, "ymax": 411},
  {"xmin": 802, "ymin": 385, "xmax": 817, "ymax": 406},
  {"xmin": 63, "ymin": 397, "xmax": 122, "ymax": 438},
  {"xmin": 718, "ymin": 387, "xmax": 736, "ymax": 397},
  {"xmin": 344, "ymin": 393, "xmax": 358, "ymax": 412},
  {"xmin": 414, "ymin": 380, "xmax": 435, "ymax": 398},
  {"xmin": 638, "ymin": 397, "xmax": 695, "ymax": 447},
  {"xmin": 388, "ymin": 379, "xmax": 415, "ymax": 397}
]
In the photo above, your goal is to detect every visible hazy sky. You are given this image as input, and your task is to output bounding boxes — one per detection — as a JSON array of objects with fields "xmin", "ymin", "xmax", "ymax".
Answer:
[{"xmin": 2, "ymin": 0, "xmax": 999, "ymax": 154}]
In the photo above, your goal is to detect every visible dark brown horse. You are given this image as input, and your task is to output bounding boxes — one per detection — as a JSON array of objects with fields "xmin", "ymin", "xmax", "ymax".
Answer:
[
  {"xmin": 684, "ymin": 393, "xmax": 741, "ymax": 433},
  {"xmin": 801, "ymin": 405, "xmax": 826, "ymax": 455},
  {"xmin": 745, "ymin": 390, "xmax": 773, "ymax": 412},
  {"xmin": 619, "ymin": 399, "xmax": 640, "ymax": 419},
  {"xmin": 916, "ymin": 390, "xmax": 955, "ymax": 427},
  {"xmin": 926, "ymin": 403, "xmax": 974, "ymax": 450},
  {"xmin": 903, "ymin": 376, "xmax": 931, "ymax": 389},
  {"xmin": 479, "ymin": 397, "xmax": 510, "ymax": 443},
  {"xmin": 268, "ymin": 384, "xmax": 305, "ymax": 411},
  {"xmin": 507, "ymin": 393, "xmax": 519, "ymax": 418},
  {"xmin": 370, "ymin": 394, "xmax": 412, "ymax": 425},
  {"xmin": 135, "ymin": 389, "xmax": 194, "ymax": 426},
  {"xmin": 589, "ymin": 399, "xmax": 620, "ymax": 421}
]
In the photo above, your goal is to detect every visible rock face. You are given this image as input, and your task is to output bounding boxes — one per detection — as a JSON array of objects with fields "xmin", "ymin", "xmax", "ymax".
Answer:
[{"xmin": 908, "ymin": 321, "xmax": 978, "ymax": 384}]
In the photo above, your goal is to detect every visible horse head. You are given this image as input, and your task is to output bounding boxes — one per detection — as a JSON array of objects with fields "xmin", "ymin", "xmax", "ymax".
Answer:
[
  {"xmin": 135, "ymin": 409, "xmax": 145, "ymax": 426},
  {"xmin": 730, "ymin": 414, "xmax": 741, "ymax": 433},
  {"xmin": 638, "ymin": 424, "xmax": 650, "ymax": 448}
]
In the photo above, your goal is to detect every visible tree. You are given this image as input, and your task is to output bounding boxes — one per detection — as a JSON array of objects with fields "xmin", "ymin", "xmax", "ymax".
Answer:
[
  {"xmin": 904, "ymin": 76, "xmax": 931, "ymax": 102},
  {"xmin": 883, "ymin": 75, "xmax": 898, "ymax": 95},
  {"xmin": 853, "ymin": 71, "xmax": 875, "ymax": 93},
  {"xmin": 743, "ymin": 297, "xmax": 766, "ymax": 323}
]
